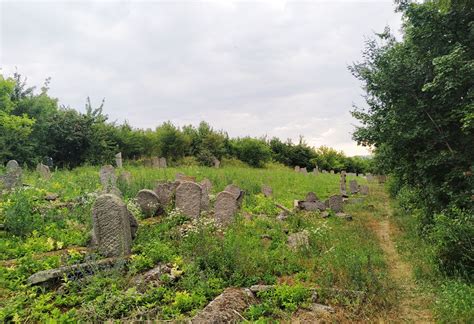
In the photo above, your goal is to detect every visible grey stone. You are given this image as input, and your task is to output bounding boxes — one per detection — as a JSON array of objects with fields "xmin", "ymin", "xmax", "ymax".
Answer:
[
  {"xmin": 287, "ymin": 230, "xmax": 310, "ymax": 251},
  {"xmin": 36, "ymin": 163, "xmax": 51, "ymax": 180},
  {"xmin": 312, "ymin": 167, "xmax": 319, "ymax": 175},
  {"xmin": 200, "ymin": 179, "xmax": 212, "ymax": 211},
  {"xmin": 159, "ymin": 157, "xmax": 167, "ymax": 168},
  {"xmin": 152, "ymin": 157, "xmax": 160, "ymax": 168},
  {"xmin": 377, "ymin": 175, "xmax": 387, "ymax": 183},
  {"xmin": 328, "ymin": 195, "xmax": 343, "ymax": 213},
  {"xmin": 305, "ymin": 192, "xmax": 319, "ymax": 202},
  {"xmin": 143, "ymin": 158, "xmax": 152, "ymax": 168},
  {"xmin": 213, "ymin": 157, "xmax": 220, "ymax": 168},
  {"xmin": 224, "ymin": 184, "xmax": 245, "ymax": 206},
  {"xmin": 2, "ymin": 160, "xmax": 22, "ymax": 190},
  {"xmin": 349, "ymin": 180, "xmax": 359, "ymax": 194},
  {"xmin": 136, "ymin": 189, "xmax": 161, "ymax": 217},
  {"xmin": 299, "ymin": 201, "xmax": 326, "ymax": 211},
  {"xmin": 321, "ymin": 211, "xmax": 330, "ymax": 218},
  {"xmin": 360, "ymin": 185, "xmax": 369, "ymax": 195},
  {"xmin": 175, "ymin": 181, "xmax": 202, "ymax": 219},
  {"xmin": 92, "ymin": 194, "xmax": 132, "ymax": 257},
  {"xmin": 340, "ymin": 171, "xmax": 347, "ymax": 195},
  {"xmin": 115, "ymin": 152, "xmax": 122, "ymax": 168},
  {"xmin": 366, "ymin": 174, "xmax": 374, "ymax": 182},
  {"xmin": 154, "ymin": 181, "xmax": 176, "ymax": 206},
  {"xmin": 215, "ymin": 191, "xmax": 238, "ymax": 226},
  {"xmin": 300, "ymin": 167, "xmax": 308, "ymax": 174},
  {"xmin": 99, "ymin": 165, "xmax": 117, "ymax": 190},
  {"xmin": 106, "ymin": 186, "xmax": 123, "ymax": 198},
  {"xmin": 330, "ymin": 170, "xmax": 335, "ymax": 174},
  {"xmin": 322, "ymin": 170, "xmax": 328, "ymax": 174},
  {"xmin": 277, "ymin": 210, "xmax": 289, "ymax": 221},
  {"xmin": 262, "ymin": 185, "xmax": 273, "ymax": 197},
  {"xmin": 294, "ymin": 166, "xmax": 300, "ymax": 172}
]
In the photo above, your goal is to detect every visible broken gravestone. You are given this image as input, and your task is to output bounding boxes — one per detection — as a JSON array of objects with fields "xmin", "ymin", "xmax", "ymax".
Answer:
[
  {"xmin": 115, "ymin": 152, "xmax": 122, "ymax": 168},
  {"xmin": 262, "ymin": 185, "xmax": 273, "ymax": 197},
  {"xmin": 200, "ymin": 178, "xmax": 212, "ymax": 211},
  {"xmin": 136, "ymin": 189, "xmax": 161, "ymax": 217},
  {"xmin": 359, "ymin": 185, "xmax": 369, "ymax": 195},
  {"xmin": 36, "ymin": 163, "xmax": 51, "ymax": 180},
  {"xmin": 99, "ymin": 165, "xmax": 117, "ymax": 190},
  {"xmin": 175, "ymin": 181, "xmax": 202, "ymax": 219},
  {"xmin": 328, "ymin": 195, "xmax": 343, "ymax": 213},
  {"xmin": 213, "ymin": 157, "xmax": 220, "ymax": 168},
  {"xmin": 92, "ymin": 194, "xmax": 132, "ymax": 257},
  {"xmin": 349, "ymin": 180, "xmax": 359, "ymax": 194},
  {"xmin": 214, "ymin": 191, "xmax": 239, "ymax": 227}
]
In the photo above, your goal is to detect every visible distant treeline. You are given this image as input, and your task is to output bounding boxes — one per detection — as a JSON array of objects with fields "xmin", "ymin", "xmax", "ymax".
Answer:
[{"xmin": 0, "ymin": 72, "xmax": 372, "ymax": 173}]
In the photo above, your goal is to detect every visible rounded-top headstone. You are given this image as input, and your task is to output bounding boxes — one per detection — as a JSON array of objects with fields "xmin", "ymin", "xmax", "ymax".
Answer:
[
  {"xmin": 349, "ymin": 180, "xmax": 359, "ymax": 194},
  {"xmin": 99, "ymin": 165, "xmax": 117, "ymax": 189},
  {"xmin": 92, "ymin": 194, "xmax": 132, "ymax": 257},
  {"xmin": 136, "ymin": 189, "xmax": 161, "ymax": 217},
  {"xmin": 6, "ymin": 160, "xmax": 20, "ymax": 171},
  {"xmin": 215, "ymin": 191, "xmax": 238, "ymax": 227},
  {"xmin": 175, "ymin": 181, "xmax": 202, "ymax": 219},
  {"xmin": 36, "ymin": 163, "xmax": 51, "ymax": 180},
  {"xmin": 224, "ymin": 184, "xmax": 244, "ymax": 203}
]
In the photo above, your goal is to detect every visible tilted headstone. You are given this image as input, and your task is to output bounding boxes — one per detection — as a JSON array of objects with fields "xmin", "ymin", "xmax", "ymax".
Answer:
[
  {"xmin": 305, "ymin": 192, "xmax": 319, "ymax": 202},
  {"xmin": 143, "ymin": 158, "xmax": 153, "ymax": 168},
  {"xmin": 262, "ymin": 185, "xmax": 273, "ymax": 198},
  {"xmin": 299, "ymin": 200, "xmax": 326, "ymax": 211},
  {"xmin": 159, "ymin": 157, "xmax": 167, "ymax": 168},
  {"xmin": 36, "ymin": 163, "xmax": 51, "ymax": 180},
  {"xmin": 349, "ymin": 180, "xmax": 359, "ymax": 194},
  {"xmin": 175, "ymin": 181, "xmax": 202, "ymax": 219},
  {"xmin": 224, "ymin": 184, "xmax": 245, "ymax": 206},
  {"xmin": 294, "ymin": 166, "xmax": 300, "ymax": 172},
  {"xmin": 214, "ymin": 191, "xmax": 238, "ymax": 227},
  {"xmin": 115, "ymin": 152, "xmax": 123, "ymax": 168},
  {"xmin": 2, "ymin": 160, "xmax": 22, "ymax": 190},
  {"xmin": 154, "ymin": 181, "xmax": 176, "ymax": 206},
  {"xmin": 200, "ymin": 179, "xmax": 212, "ymax": 211},
  {"xmin": 136, "ymin": 189, "xmax": 161, "ymax": 217},
  {"xmin": 360, "ymin": 185, "xmax": 369, "ymax": 195},
  {"xmin": 99, "ymin": 165, "xmax": 117, "ymax": 190},
  {"xmin": 92, "ymin": 194, "xmax": 132, "ymax": 257},
  {"xmin": 328, "ymin": 195, "xmax": 343, "ymax": 213}
]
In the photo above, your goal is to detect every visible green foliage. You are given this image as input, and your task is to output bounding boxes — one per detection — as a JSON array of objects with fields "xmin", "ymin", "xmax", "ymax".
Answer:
[{"xmin": 230, "ymin": 137, "xmax": 272, "ymax": 168}]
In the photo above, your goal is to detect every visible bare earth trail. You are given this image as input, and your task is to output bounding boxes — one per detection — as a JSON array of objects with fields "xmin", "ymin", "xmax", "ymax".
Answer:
[{"xmin": 369, "ymin": 186, "xmax": 434, "ymax": 323}]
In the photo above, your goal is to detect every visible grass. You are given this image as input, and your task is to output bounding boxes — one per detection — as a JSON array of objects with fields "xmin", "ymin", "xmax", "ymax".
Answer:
[{"xmin": 0, "ymin": 163, "xmax": 393, "ymax": 322}]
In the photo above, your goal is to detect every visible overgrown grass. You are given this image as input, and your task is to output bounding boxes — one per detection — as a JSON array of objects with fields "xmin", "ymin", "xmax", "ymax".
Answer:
[{"xmin": 0, "ymin": 164, "xmax": 393, "ymax": 322}]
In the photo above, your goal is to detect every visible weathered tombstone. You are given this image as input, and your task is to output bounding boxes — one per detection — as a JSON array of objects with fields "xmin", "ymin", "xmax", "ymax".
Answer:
[
  {"xmin": 136, "ymin": 189, "xmax": 161, "ymax": 217},
  {"xmin": 175, "ymin": 173, "xmax": 197, "ymax": 182},
  {"xmin": 152, "ymin": 157, "xmax": 160, "ymax": 169},
  {"xmin": 340, "ymin": 171, "xmax": 347, "ymax": 195},
  {"xmin": 300, "ymin": 167, "xmax": 308, "ymax": 174},
  {"xmin": 330, "ymin": 170, "xmax": 335, "ymax": 174},
  {"xmin": 328, "ymin": 195, "xmax": 343, "ymax": 213},
  {"xmin": 2, "ymin": 160, "xmax": 22, "ymax": 190},
  {"xmin": 118, "ymin": 171, "xmax": 132, "ymax": 185},
  {"xmin": 294, "ymin": 166, "xmax": 301, "ymax": 172},
  {"xmin": 36, "ymin": 163, "xmax": 51, "ymax": 180},
  {"xmin": 200, "ymin": 179, "xmax": 212, "ymax": 211},
  {"xmin": 99, "ymin": 165, "xmax": 117, "ymax": 190},
  {"xmin": 262, "ymin": 185, "xmax": 273, "ymax": 198},
  {"xmin": 312, "ymin": 167, "xmax": 319, "ymax": 175},
  {"xmin": 214, "ymin": 191, "xmax": 238, "ymax": 227},
  {"xmin": 322, "ymin": 170, "xmax": 328, "ymax": 174},
  {"xmin": 349, "ymin": 180, "xmax": 359, "ymax": 194},
  {"xmin": 175, "ymin": 182, "xmax": 202, "ymax": 219},
  {"xmin": 143, "ymin": 158, "xmax": 153, "ymax": 168},
  {"xmin": 377, "ymin": 175, "xmax": 387, "ymax": 184},
  {"xmin": 305, "ymin": 192, "xmax": 318, "ymax": 202},
  {"xmin": 224, "ymin": 184, "xmax": 245, "ymax": 206},
  {"xmin": 154, "ymin": 181, "xmax": 175, "ymax": 206},
  {"xmin": 360, "ymin": 185, "xmax": 369, "ymax": 195},
  {"xmin": 287, "ymin": 230, "xmax": 310, "ymax": 251},
  {"xmin": 366, "ymin": 174, "xmax": 374, "ymax": 182},
  {"xmin": 159, "ymin": 157, "xmax": 167, "ymax": 168},
  {"xmin": 299, "ymin": 201, "xmax": 326, "ymax": 211},
  {"xmin": 213, "ymin": 157, "xmax": 220, "ymax": 168},
  {"xmin": 92, "ymin": 194, "xmax": 132, "ymax": 257},
  {"xmin": 115, "ymin": 152, "xmax": 123, "ymax": 168}
]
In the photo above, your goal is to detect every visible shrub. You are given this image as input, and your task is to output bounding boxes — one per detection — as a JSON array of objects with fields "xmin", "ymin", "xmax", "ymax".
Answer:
[
  {"xmin": 231, "ymin": 137, "xmax": 271, "ymax": 168},
  {"xmin": 3, "ymin": 189, "xmax": 41, "ymax": 237}
]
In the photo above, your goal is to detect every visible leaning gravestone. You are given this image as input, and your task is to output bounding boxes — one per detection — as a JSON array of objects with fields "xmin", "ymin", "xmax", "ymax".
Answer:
[
  {"xmin": 360, "ymin": 185, "xmax": 369, "ymax": 195},
  {"xmin": 200, "ymin": 179, "xmax": 212, "ymax": 211},
  {"xmin": 328, "ymin": 195, "xmax": 343, "ymax": 213},
  {"xmin": 99, "ymin": 165, "xmax": 117, "ymax": 190},
  {"xmin": 262, "ymin": 185, "xmax": 273, "ymax": 198},
  {"xmin": 36, "ymin": 163, "xmax": 51, "ymax": 180},
  {"xmin": 136, "ymin": 189, "xmax": 161, "ymax": 217},
  {"xmin": 2, "ymin": 160, "xmax": 22, "ymax": 190},
  {"xmin": 92, "ymin": 194, "xmax": 132, "ymax": 257},
  {"xmin": 175, "ymin": 182, "xmax": 202, "ymax": 219},
  {"xmin": 349, "ymin": 180, "xmax": 359, "ymax": 194},
  {"xmin": 115, "ymin": 152, "xmax": 123, "ymax": 168},
  {"xmin": 215, "ymin": 191, "xmax": 238, "ymax": 227},
  {"xmin": 159, "ymin": 157, "xmax": 167, "ymax": 168},
  {"xmin": 154, "ymin": 182, "xmax": 174, "ymax": 206}
]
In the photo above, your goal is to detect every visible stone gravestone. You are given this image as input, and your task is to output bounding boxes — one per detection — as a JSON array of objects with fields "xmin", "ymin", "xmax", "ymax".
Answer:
[
  {"xmin": 118, "ymin": 171, "xmax": 132, "ymax": 186},
  {"xmin": 3, "ymin": 160, "xmax": 22, "ymax": 190},
  {"xmin": 99, "ymin": 165, "xmax": 117, "ymax": 190},
  {"xmin": 328, "ymin": 194, "xmax": 343, "ymax": 213},
  {"xmin": 312, "ymin": 167, "xmax": 319, "ymax": 175},
  {"xmin": 300, "ymin": 167, "xmax": 308, "ymax": 174},
  {"xmin": 366, "ymin": 174, "xmax": 374, "ymax": 182},
  {"xmin": 175, "ymin": 182, "xmax": 202, "ymax": 219},
  {"xmin": 262, "ymin": 185, "xmax": 273, "ymax": 198},
  {"xmin": 159, "ymin": 157, "xmax": 167, "ymax": 168},
  {"xmin": 360, "ymin": 185, "xmax": 369, "ymax": 195},
  {"xmin": 136, "ymin": 189, "xmax": 161, "ymax": 217},
  {"xmin": 92, "ymin": 194, "xmax": 132, "ymax": 257},
  {"xmin": 330, "ymin": 170, "xmax": 335, "ymax": 174},
  {"xmin": 115, "ymin": 152, "xmax": 123, "ymax": 168},
  {"xmin": 143, "ymin": 158, "xmax": 152, "ymax": 168},
  {"xmin": 340, "ymin": 171, "xmax": 347, "ymax": 195},
  {"xmin": 349, "ymin": 180, "xmax": 359, "ymax": 194},
  {"xmin": 377, "ymin": 175, "xmax": 387, "ymax": 184},
  {"xmin": 294, "ymin": 166, "xmax": 300, "ymax": 172},
  {"xmin": 154, "ymin": 181, "xmax": 178, "ymax": 206},
  {"xmin": 213, "ymin": 157, "xmax": 220, "ymax": 168},
  {"xmin": 215, "ymin": 191, "xmax": 238, "ymax": 227},
  {"xmin": 36, "ymin": 163, "xmax": 51, "ymax": 180},
  {"xmin": 305, "ymin": 192, "xmax": 318, "ymax": 202},
  {"xmin": 200, "ymin": 179, "xmax": 212, "ymax": 211},
  {"xmin": 152, "ymin": 157, "xmax": 160, "ymax": 169},
  {"xmin": 224, "ymin": 184, "xmax": 245, "ymax": 207}
]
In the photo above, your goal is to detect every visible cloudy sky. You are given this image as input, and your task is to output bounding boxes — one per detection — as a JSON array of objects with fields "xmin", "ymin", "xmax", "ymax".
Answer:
[{"xmin": 1, "ymin": 0, "xmax": 401, "ymax": 156}]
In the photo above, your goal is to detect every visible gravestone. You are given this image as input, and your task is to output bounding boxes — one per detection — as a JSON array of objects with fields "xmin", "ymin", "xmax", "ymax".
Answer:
[
  {"xmin": 294, "ymin": 166, "xmax": 300, "ymax": 172},
  {"xmin": 224, "ymin": 184, "xmax": 245, "ymax": 206},
  {"xmin": 299, "ymin": 201, "xmax": 326, "ymax": 211},
  {"xmin": 305, "ymin": 192, "xmax": 318, "ymax": 202},
  {"xmin": 143, "ymin": 158, "xmax": 153, "ymax": 168},
  {"xmin": 118, "ymin": 171, "xmax": 132, "ymax": 185},
  {"xmin": 377, "ymin": 175, "xmax": 387, "ymax": 184},
  {"xmin": 200, "ymin": 179, "xmax": 212, "ymax": 211},
  {"xmin": 360, "ymin": 185, "xmax": 369, "ymax": 195},
  {"xmin": 328, "ymin": 195, "xmax": 343, "ymax": 213},
  {"xmin": 213, "ymin": 157, "xmax": 220, "ymax": 168},
  {"xmin": 262, "ymin": 185, "xmax": 273, "ymax": 197},
  {"xmin": 3, "ymin": 160, "xmax": 22, "ymax": 190},
  {"xmin": 340, "ymin": 171, "xmax": 347, "ymax": 195},
  {"xmin": 152, "ymin": 157, "xmax": 160, "ymax": 168},
  {"xmin": 99, "ymin": 165, "xmax": 117, "ymax": 190},
  {"xmin": 322, "ymin": 170, "xmax": 328, "ymax": 174},
  {"xmin": 136, "ymin": 189, "xmax": 161, "ymax": 217},
  {"xmin": 36, "ymin": 163, "xmax": 51, "ymax": 180},
  {"xmin": 312, "ymin": 167, "xmax": 319, "ymax": 175},
  {"xmin": 330, "ymin": 170, "xmax": 335, "ymax": 174},
  {"xmin": 115, "ymin": 152, "xmax": 123, "ymax": 168},
  {"xmin": 287, "ymin": 230, "xmax": 310, "ymax": 251},
  {"xmin": 366, "ymin": 174, "xmax": 374, "ymax": 182},
  {"xmin": 349, "ymin": 180, "xmax": 359, "ymax": 194},
  {"xmin": 154, "ymin": 181, "xmax": 176, "ymax": 206},
  {"xmin": 92, "ymin": 194, "xmax": 132, "ymax": 257},
  {"xmin": 214, "ymin": 191, "xmax": 238, "ymax": 227},
  {"xmin": 175, "ymin": 182, "xmax": 202, "ymax": 219},
  {"xmin": 159, "ymin": 157, "xmax": 167, "ymax": 168},
  {"xmin": 300, "ymin": 167, "xmax": 308, "ymax": 174}
]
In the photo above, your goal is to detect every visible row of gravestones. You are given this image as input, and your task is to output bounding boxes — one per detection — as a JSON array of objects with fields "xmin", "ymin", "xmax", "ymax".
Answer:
[
  {"xmin": 340, "ymin": 171, "xmax": 369, "ymax": 195},
  {"xmin": 93, "ymin": 165, "xmax": 243, "ymax": 257},
  {"xmin": 115, "ymin": 152, "xmax": 222, "ymax": 169},
  {"xmin": 294, "ymin": 166, "xmax": 319, "ymax": 175},
  {"xmin": 0, "ymin": 160, "xmax": 53, "ymax": 191}
]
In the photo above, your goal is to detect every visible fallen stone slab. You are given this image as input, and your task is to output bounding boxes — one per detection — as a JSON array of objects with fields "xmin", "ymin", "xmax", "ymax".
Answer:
[
  {"xmin": 299, "ymin": 200, "xmax": 326, "ymax": 211},
  {"xmin": 190, "ymin": 288, "xmax": 256, "ymax": 323}
]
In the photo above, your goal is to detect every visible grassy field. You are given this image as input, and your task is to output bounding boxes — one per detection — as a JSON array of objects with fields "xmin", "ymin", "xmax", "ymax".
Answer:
[{"xmin": 1, "ymin": 164, "xmax": 395, "ymax": 321}]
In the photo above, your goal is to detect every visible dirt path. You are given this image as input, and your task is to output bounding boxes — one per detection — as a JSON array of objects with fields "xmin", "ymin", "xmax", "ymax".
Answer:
[{"xmin": 371, "ymin": 188, "xmax": 433, "ymax": 323}]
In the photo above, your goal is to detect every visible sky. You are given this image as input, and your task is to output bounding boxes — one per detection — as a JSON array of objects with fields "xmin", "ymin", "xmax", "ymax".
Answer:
[{"xmin": 0, "ymin": 0, "xmax": 402, "ymax": 156}]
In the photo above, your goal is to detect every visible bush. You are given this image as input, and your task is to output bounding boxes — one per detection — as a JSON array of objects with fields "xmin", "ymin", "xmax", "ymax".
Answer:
[
  {"xmin": 231, "ymin": 137, "xmax": 271, "ymax": 168},
  {"xmin": 3, "ymin": 189, "xmax": 41, "ymax": 237}
]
